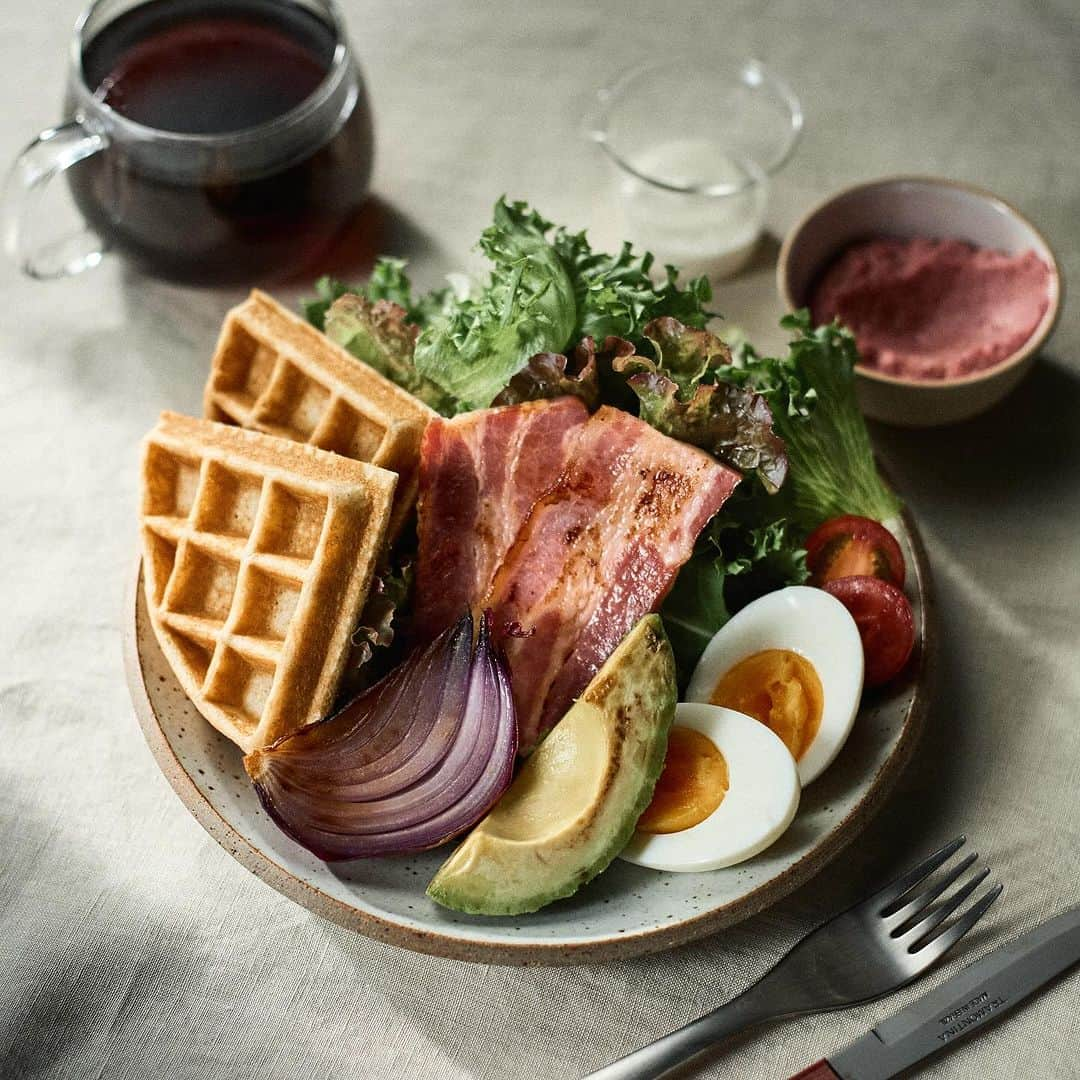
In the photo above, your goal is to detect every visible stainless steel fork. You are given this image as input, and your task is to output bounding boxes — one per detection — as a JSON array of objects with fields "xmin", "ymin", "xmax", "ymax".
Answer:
[{"xmin": 584, "ymin": 836, "xmax": 1002, "ymax": 1080}]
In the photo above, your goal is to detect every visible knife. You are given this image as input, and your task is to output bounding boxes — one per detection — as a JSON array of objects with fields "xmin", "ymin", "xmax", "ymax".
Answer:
[{"xmin": 790, "ymin": 904, "xmax": 1080, "ymax": 1080}]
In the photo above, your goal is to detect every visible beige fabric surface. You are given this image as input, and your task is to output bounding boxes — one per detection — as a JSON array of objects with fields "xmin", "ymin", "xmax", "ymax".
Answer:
[{"xmin": 2, "ymin": 1, "xmax": 1079, "ymax": 1077}]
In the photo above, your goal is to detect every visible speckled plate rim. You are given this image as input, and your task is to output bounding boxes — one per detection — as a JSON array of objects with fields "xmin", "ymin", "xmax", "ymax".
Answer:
[{"xmin": 123, "ymin": 507, "xmax": 934, "ymax": 966}]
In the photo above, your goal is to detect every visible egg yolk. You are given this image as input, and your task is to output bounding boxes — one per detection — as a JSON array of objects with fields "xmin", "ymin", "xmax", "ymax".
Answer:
[
  {"xmin": 710, "ymin": 649, "xmax": 823, "ymax": 762},
  {"xmin": 637, "ymin": 726, "xmax": 729, "ymax": 835}
]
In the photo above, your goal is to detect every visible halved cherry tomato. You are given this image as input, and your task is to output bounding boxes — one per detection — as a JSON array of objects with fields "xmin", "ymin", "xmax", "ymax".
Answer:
[
  {"xmin": 806, "ymin": 515, "xmax": 905, "ymax": 588},
  {"xmin": 823, "ymin": 575, "xmax": 915, "ymax": 687}
]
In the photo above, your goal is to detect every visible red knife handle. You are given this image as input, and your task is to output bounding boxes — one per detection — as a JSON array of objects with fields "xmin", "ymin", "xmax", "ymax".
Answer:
[{"xmin": 789, "ymin": 1061, "xmax": 842, "ymax": 1080}]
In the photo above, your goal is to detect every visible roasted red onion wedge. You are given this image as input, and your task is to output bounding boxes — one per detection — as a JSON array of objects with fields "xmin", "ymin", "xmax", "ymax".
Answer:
[{"xmin": 244, "ymin": 612, "xmax": 517, "ymax": 860}]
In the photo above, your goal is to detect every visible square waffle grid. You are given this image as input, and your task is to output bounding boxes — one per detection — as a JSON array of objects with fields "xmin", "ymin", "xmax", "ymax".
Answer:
[
  {"xmin": 142, "ymin": 425, "xmax": 389, "ymax": 752},
  {"xmin": 204, "ymin": 291, "xmax": 432, "ymax": 538}
]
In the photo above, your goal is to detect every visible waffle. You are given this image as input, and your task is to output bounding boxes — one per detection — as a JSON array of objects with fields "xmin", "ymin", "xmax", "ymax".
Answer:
[
  {"xmin": 140, "ymin": 411, "xmax": 397, "ymax": 753},
  {"xmin": 203, "ymin": 289, "xmax": 433, "ymax": 538}
]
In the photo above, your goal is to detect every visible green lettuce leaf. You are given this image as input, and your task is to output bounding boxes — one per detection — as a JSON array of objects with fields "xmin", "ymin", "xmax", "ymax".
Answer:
[
  {"xmin": 551, "ymin": 230, "xmax": 714, "ymax": 343},
  {"xmin": 412, "ymin": 200, "xmax": 578, "ymax": 410},
  {"xmin": 661, "ymin": 556, "xmax": 730, "ymax": 686},
  {"xmin": 410, "ymin": 198, "xmax": 716, "ymax": 409},
  {"xmin": 323, "ymin": 294, "xmax": 458, "ymax": 413},
  {"xmin": 720, "ymin": 311, "xmax": 901, "ymax": 529},
  {"xmin": 662, "ymin": 513, "xmax": 809, "ymax": 685},
  {"xmin": 306, "ymin": 200, "xmax": 715, "ymax": 412},
  {"xmin": 658, "ymin": 311, "xmax": 897, "ymax": 684},
  {"xmin": 708, "ymin": 511, "xmax": 810, "ymax": 617}
]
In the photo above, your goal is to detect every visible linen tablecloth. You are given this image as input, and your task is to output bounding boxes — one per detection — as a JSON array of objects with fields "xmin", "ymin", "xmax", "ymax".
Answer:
[{"xmin": 3, "ymin": 1, "xmax": 1078, "ymax": 1076}]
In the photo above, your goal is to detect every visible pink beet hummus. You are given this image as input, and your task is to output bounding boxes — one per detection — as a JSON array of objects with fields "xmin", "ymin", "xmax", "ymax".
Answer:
[{"xmin": 810, "ymin": 237, "xmax": 1051, "ymax": 380}]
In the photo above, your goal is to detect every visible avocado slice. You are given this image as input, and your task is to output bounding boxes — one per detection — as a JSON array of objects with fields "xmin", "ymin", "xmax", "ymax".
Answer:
[{"xmin": 426, "ymin": 615, "xmax": 676, "ymax": 916}]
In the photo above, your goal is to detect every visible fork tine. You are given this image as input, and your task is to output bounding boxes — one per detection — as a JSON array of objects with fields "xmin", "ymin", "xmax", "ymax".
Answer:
[
  {"xmin": 897, "ymin": 866, "xmax": 991, "ymax": 943},
  {"xmin": 870, "ymin": 836, "xmax": 967, "ymax": 915},
  {"xmin": 885, "ymin": 851, "xmax": 979, "ymax": 931},
  {"xmin": 909, "ymin": 883, "xmax": 1004, "ymax": 967}
]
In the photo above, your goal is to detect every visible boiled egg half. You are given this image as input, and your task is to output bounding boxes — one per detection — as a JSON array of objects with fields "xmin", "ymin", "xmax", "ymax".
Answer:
[
  {"xmin": 621, "ymin": 703, "xmax": 799, "ymax": 872},
  {"xmin": 687, "ymin": 586, "xmax": 864, "ymax": 785}
]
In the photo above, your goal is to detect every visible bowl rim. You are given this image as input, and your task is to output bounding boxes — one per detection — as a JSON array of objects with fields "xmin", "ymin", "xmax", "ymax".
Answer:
[{"xmin": 776, "ymin": 174, "xmax": 1064, "ymax": 390}]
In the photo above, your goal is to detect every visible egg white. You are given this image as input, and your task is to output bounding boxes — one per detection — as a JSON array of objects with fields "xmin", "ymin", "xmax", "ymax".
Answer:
[
  {"xmin": 686, "ymin": 586, "xmax": 864, "ymax": 786},
  {"xmin": 620, "ymin": 703, "xmax": 800, "ymax": 873}
]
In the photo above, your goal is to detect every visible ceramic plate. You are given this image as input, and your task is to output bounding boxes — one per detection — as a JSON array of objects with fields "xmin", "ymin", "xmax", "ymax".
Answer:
[{"xmin": 124, "ymin": 510, "xmax": 933, "ymax": 965}]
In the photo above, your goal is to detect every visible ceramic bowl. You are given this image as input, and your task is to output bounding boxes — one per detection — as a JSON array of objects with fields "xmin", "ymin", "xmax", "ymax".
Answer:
[{"xmin": 777, "ymin": 176, "xmax": 1062, "ymax": 427}]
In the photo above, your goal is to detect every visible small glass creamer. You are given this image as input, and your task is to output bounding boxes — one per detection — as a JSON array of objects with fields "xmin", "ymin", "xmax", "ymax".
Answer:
[{"xmin": 587, "ymin": 57, "xmax": 802, "ymax": 279}]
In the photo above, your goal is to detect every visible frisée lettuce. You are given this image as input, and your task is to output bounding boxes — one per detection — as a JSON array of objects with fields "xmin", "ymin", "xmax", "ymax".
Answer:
[
  {"xmin": 304, "ymin": 198, "xmax": 715, "ymax": 413},
  {"xmin": 411, "ymin": 199, "xmax": 717, "ymax": 410},
  {"xmin": 412, "ymin": 201, "xmax": 579, "ymax": 409},
  {"xmin": 302, "ymin": 201, "xmax": 900, "ymax": 690}
]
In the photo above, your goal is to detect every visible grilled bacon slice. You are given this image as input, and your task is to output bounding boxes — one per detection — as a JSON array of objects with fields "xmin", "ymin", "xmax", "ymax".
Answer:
[
  {"xmin": 413, "ymin": 397, "xmax": 589, "ymax": 642},
  {"xmin": 485, "ymin": 406, "xmax": 739, "ymax": 751},
  {"xmin": 416, "ymin": 400, "xmax": 739, "ymax": 753}
]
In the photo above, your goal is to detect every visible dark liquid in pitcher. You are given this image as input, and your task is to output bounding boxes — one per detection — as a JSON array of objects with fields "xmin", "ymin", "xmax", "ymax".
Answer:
[{"xmin": 69, "ymin": 0, "xmax": 373, "ymax": 282}]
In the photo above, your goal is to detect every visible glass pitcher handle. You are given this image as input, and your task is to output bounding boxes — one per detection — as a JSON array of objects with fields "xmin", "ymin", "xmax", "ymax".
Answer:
[{"xmin": 2, "ymin": 119, "xmax": 109, "ymax": 280}]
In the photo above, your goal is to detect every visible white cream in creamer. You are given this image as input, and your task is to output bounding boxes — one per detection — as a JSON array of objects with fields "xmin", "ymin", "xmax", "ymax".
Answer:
[{"xmin": 615, "ymin": 137, "xmax": 768, "ymax": 279}]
